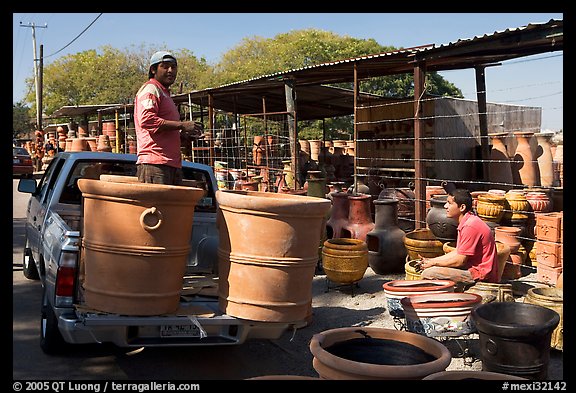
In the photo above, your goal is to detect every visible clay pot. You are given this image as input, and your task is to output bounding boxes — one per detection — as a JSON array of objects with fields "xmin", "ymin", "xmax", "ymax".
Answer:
[
  {"xmin": 340, "ymin": 194, "xmax": 374, "ymax": 242},
  {"xmin": 472, "ymin": 301, "xmax": 560, "ymax": 380},
  {"xmin": 494, "ymin": 226, "xmax": 522, "ymax": 253},
  {"xmin": 308, "ymin": 140, "xmax": 322, "ymax": 161},
  {"xmin": 401, "ymin": 292, "xmax": 483, "ymax": 337},
  {"xmin": 426, "ymin": 194, "xmax": 458, "ymax": 242},
  {"xmin": 382, "ymin": 279, "xmax": 455, "ymax": 318},
  {"xmin": 477, "ymin": 193, "xmax": 506, "ymax": 223},
  {"xmin": 423, "ymin": 370, "xmax": 527, "ymax": 380},
  {"xmin": 309, "ymin": 327, "xmax": 452, "ymax": 380},
  {"xmin": 379, "ymin": 187, "xmax": 415, "ymax": 232},
  {"xmin": 466, "ymin": 282, "xmax": 515, "ymax": 304},
  {"xmin": 535, "ymin": 132, "xmax": 555, "ymax": 188},
  {"xmin": 425, "ymin": 185, "xmax": 446, "ymax": 211},
  {"xmin": 488, "ymin": 132, "xmax": 514, "ymax": 191},
  {"xmin": 512, "ymin": 131, "xmax": 538, "ymax": 187},
  {"xmin": 525, "ymin": 191, "xmax": 552, "ymax": 213},
  {"xmin": 97, "ymin": 135, "xmax": 112, "ymax": 152},
  {"xmin": 77, "ymin": 178, "xmax": 205, "ymax": 315},
  {"xmin": 216, "ymin": 190, "xmax": 331, "ymax": 323},
  {"xmin": 405, "ymin": 259, "xmax": 423, "ymax": 280},
  {"xmin": 366, "ymin": 199, "xmax": 407, "ymax": 274},
  {"xmin": 403, "ymin": 228, "xmax": 444, "ymax": 260},
  {"xmin": 524, "ymin": 287, "xmax": 563, "ymax": 351},
  {"xmin": 321, "ymin": 238, "xmax": 368, "ymax": 285}
]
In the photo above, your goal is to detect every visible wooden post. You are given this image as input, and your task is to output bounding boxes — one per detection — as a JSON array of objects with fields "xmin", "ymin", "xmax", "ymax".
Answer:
[
  {"xmin": 413, "ymin": 62, "xmax": 427, "ymax": 229},
  {"xmin": 475, "ymin": 65, "xmax": 490, "ymax": 181},
  {"xmin": 284, "ymin": 79, "xmax": 297, "ymax": 189}
]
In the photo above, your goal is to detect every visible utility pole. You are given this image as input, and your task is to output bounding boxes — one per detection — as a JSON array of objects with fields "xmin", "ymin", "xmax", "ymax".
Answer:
[{"xmin": 20, "ymin": 21, "xmax": 47, "ymax": 131}]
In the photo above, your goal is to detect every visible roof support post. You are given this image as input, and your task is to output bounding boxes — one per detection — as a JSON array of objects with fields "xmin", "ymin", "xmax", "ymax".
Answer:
[
  {"xmin": 475, "ymin": 65, "xmax": 490, "ymax": 181},
  {"xmin": 284, "ymin": 79, "xmax": 298, "ymax": 189},
  {"xmin": 208, "ymin": 93, "xmax": 215, "ymax": 168},
  {"xmin": 413, "ymin": 61, "xmax": 426, "ymax": 229},
  {"xmin": 353, "ymin": 62, "xmax": 358, "ymax": 194}
]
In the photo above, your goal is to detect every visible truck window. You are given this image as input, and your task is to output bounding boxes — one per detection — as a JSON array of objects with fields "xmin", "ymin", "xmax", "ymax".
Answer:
[
  {"xmin": 37, "ymin": 157, "xmax": 66, "ymax": 205},
  {"xmin": 59, "ymin": 160, "xmax": 137, "ymax": 205}
]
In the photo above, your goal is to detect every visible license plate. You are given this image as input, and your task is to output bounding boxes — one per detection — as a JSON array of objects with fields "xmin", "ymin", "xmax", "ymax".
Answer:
[
  {"xmin": 14, "ymin": 159, "xmax": 20, "ymax": 164},
  {"xmin": 160, "ymin": 324, "xmax": 201, "ymax": 338}
]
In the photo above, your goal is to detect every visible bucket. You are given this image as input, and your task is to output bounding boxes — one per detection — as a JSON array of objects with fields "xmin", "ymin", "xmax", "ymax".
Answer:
[
  {"xmin": 471, "ymin": 302, "xmax": 560, "ymax": 380},
  {"xmin": 77, "ymin": 178, "xmax": 205, "ymax": 315},
  {"xmin": 216, "ymin": 190, "xmax": 331, "ymax": 322}
]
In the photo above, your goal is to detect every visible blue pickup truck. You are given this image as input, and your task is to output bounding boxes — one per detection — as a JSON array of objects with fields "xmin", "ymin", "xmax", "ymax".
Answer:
[{"xmin": 18, "ymin": 151, "xmax": 305, "ymax": 355}]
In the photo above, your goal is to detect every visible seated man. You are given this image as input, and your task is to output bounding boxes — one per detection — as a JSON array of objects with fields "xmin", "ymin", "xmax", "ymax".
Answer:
[{"xmin": 417, "ymin": 188, "xmax": 498, "ymax": 291}]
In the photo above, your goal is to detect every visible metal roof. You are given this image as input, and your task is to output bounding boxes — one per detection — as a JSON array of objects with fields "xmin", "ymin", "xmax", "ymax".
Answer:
[
  {"xmin": 49, "ymin": 19, "xmax": 562, "ymax": 122},
  {"xmin": 172, "ymin": 19, "xmax": 562, "ymax": 120}
]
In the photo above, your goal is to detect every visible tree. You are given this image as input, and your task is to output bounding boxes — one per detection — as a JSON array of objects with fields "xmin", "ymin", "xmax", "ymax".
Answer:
[
  {"xmin": 24, "ymin": 45, "xmax": 212, "ymax": 121},
  {"xmin": 13, "ymin": 102, "xmax": 34, "ymax": 140}
]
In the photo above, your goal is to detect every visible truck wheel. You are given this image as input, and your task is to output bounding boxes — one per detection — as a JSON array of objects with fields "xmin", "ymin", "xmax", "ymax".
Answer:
[
  {"xmin": 40, "ymin": 291, "xmax": 67, "ymax": 355},
  {"xmin": 23, "ymin": 242, "xmax": 40, "ymax": 280}
]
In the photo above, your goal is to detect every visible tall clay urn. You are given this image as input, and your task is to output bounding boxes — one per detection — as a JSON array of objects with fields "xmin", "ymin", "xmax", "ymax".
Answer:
[
  {"xmin": 309, "ymin": 327, "xmax": 452, "ymax": 380},
  {"xmin": 216, "ymin": 190, "xmax": 331, "ymax": 323},
  {"xmin": 326, "ymin": 192, "xmax": 349, "ymax": 239},
  {"xmin": 488, "ymin": 132, "xmax": 514, "ymax": 191},
  {"xmin": 535, "ymin": 132, "xmax": 555, "ymax": 188},
  {"xmin": 77, "ymin": 178, "xmax": 205, "ymax": 315},
  {"xmin": 512, "ymin": 131, "xmax": 538, "ymax": 187},
  {"xmin": 426, "ymin": 194, "xmax": 458, "ymax": 242},
  {"xmin": 366, "ymin": 199, "xmax": 407, "ymax": 274}
]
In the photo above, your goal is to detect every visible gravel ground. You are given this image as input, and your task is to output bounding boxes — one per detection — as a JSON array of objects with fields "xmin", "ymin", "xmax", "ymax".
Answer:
[{"xmin": 262, "ymin": 264, "xmax": 564, "ymax": 380}]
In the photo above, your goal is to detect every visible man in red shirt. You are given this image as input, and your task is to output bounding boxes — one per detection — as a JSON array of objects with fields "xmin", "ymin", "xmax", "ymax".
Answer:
[
  {"xmin": 134, "ymin": 51, "xmax": 203, "ymax": 184},
  {"xmin": 417, "ymin": 188, "xmax": 498, "ymax": 291}
]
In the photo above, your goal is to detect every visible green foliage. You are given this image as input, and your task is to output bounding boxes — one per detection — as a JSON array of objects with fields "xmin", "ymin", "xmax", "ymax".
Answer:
[
  {"xmin": 13, "ymin": 102, "xmax": 34, "ymax": 139},
  {"xmin": 22, "ymin": 28, "xmax": 463, "ymax": 128}
]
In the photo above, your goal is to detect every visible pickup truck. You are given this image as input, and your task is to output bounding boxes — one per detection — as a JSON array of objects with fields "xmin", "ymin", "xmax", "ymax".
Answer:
[{"xmin": 18, "ymin": 151, "xmax": 306, "ymax": 355}]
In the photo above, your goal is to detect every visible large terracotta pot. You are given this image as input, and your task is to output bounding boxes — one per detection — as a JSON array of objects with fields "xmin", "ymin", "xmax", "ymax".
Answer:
[
  {"xmin": 309, "ymin": 327, "xmax": 452, "ymax": 380},
  {"xmin": 512, "ymin": 131, "xmax": 538, "ymax": 187},
  {"xmin": 77, "ymin": 178, "xmax": 205, "ymax": 315},
  {"xmin": 535, "ymin": 132, "xmax": 555, "ymax": 188},
  {"xmin": 401, "ymin": 292, "xmax": 483, "ymax": 337},
  {"xmin": 382, "ymin": 279, "xmax": 455, "ymax": 318},
  {"xmin": 216, "ymin": 190, "xmax": 331, "ymax": 322}
]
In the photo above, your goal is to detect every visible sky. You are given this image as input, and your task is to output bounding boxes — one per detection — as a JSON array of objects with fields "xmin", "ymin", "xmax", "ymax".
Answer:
[{"xmin": 12, "ymin": 12, "xmax": 563, "ymax": 131}]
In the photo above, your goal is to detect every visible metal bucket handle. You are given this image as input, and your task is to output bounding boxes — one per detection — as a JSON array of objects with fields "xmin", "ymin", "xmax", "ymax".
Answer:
[{"xmin": 140, "ymin": 207, "xmax": 163, "ymax": 231}]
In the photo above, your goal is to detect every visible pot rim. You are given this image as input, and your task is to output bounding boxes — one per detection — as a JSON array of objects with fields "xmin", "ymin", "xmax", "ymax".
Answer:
[
  {"xmin": 309, "ymin": 327, "xmax": 451, "ymax": 379},
  {"xmin": 383, "ymin": 279, "xmax": 455, "ymax": 293},
  {"xmin": 471, "ymin": 302, "xmax": 560, "ymax": 336},
  {"xmin": 400, "ymin": 292, "xmax": 482, "ymax": 309}
]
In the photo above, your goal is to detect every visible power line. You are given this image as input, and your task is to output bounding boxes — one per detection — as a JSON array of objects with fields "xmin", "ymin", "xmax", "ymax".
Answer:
[{"xmin": 44, "ymin": 13, "xmax": 103, "ymax": 59}]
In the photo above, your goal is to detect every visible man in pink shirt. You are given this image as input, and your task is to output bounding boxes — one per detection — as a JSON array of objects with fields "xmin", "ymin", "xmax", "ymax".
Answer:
[
  {"xmin": 134, "ymin": 51, "xmax": 203, "ymax": 184},
  {"xmin": 417, "ymin": 188, "xmax": 498, "ymax": 291}
]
